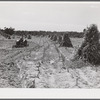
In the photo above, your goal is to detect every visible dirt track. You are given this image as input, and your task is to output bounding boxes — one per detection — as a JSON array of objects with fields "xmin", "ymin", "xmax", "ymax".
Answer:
[{"xmin": 0, "ymin": 37, "xmax": 100, "ymax": 88}]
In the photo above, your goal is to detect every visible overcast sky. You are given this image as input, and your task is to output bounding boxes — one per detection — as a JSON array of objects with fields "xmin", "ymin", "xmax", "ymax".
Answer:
[{"xmin": 0, "ymin": 2, "xmax": 100, "ymax": 32}]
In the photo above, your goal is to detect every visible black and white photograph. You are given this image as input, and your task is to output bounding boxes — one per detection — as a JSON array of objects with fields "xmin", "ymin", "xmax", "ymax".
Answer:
[{"xmin": 0, "ymin": 1, "xmax": 100, "ymax": 89}]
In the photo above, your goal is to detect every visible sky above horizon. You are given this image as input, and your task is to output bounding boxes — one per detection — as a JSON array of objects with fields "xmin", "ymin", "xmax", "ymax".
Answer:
[{"xmin": 0, "ymin": 2, "xmax": 100, "ymax": 32}]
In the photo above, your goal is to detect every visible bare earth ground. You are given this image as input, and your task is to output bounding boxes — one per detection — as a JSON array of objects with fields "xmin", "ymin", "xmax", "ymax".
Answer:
[{"xmin": 0, "ymin": 36, "xmax": 100, "ymax": 88}]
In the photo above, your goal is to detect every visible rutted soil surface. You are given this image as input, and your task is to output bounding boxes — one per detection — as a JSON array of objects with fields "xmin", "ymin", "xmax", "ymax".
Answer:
[{"xmin": 0, "ymin": 37, "xmax": 100, "ymax": 88}]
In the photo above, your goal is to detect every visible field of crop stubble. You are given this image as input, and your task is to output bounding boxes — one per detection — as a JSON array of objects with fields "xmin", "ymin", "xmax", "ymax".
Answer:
[{"xmin": 0, "ymin": 36, "xmax": 100, "ymax": 88}]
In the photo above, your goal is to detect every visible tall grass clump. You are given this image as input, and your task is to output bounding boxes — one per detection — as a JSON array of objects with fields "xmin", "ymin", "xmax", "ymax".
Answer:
[{"xmin": 74, "ymin": 24, "xmax": 100, "ymax": 65}]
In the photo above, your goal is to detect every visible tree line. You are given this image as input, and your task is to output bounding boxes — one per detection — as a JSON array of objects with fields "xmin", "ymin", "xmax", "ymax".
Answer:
[{"xmin": 0, "ymin": 27, "xmax": 84, "ymax": 38}]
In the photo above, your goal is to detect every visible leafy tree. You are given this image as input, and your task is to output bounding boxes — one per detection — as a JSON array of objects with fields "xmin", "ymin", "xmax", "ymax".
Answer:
[{"xmin": 4, "ymin": 27, "xmax": 15, "ymax": 35}]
